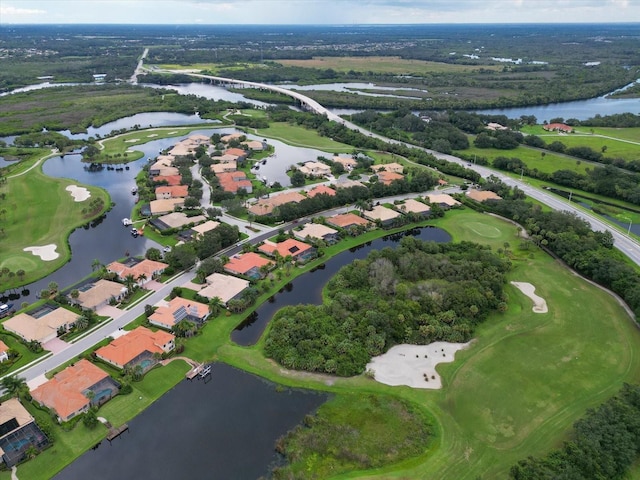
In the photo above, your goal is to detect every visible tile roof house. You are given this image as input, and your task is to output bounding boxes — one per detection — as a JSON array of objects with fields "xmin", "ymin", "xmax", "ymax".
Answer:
[
  {"xmin": 326, "ymin": 213, "xmax": 371, "ymax": 230},
  {"xmin": 198, "ymin": 273, "xmax": 250, "ymax": 304},
  {"xmin": 335, "ymin": 178, "xmax": 366, "ymax": 190},
  {"xmin": 95, "ymin": 326, "xmax": 175, "ymax": 371},
  {"xmin": 242, "ymin": 140, "xmax": 266, "ymax": 151},
  {"xmin": 107, "ymin": 259, "xmax": 168, "ymax": 286},
  {"xmin": 3, "ymin": 307, "xmax": 80, "ymax": 344},
  {"xmin": 377, "ymin": 171, "xmax": 404, "ymax": 185},
  {"xmin": 153, "ymin": 174, "xmax": 182, "ymax": 186},
  {"xmin": 0, "ymin": 340, "xmax": 9, "ymax": 362},
  {"xmin": 155, "ymin": 185, "xmax": 189, "ymax": 200},
  {"xmin": 217, "ymin": 171, "xmax": 253, "ymax": 194},
  {"xmin": 0, "ymin": 397, "xmax": 49, "ymax": 466},
  {"xmin": 155, "ymin": 212, "xmax": 206, "ymax": 230},
  {"xmin": 31, "ymin": 359, "xmax": 119, "ymax": 422},
  {"xmin": 371, "ymin": 162, "xmax": 404, "ymax": 174},
  {"xmin": 543, "ymin": 123, "xmax": 573, "ymax": 133},
  {"xmin": 332, "ymin": 156, "xmax": 357, "ymax": 170},
  {"xmin": 225, "ymin": 148, "xmax": 248, "ymax": 161},
  {"xmin": 221, "ymin": 133, "xmax": 244, "ymax": 143},
  {"xmin": 149, "ymin": 297, "xmax": 210, "ymax": 330},
  {"xmin": 210, "ymin": 162, "xmax": 237, "ymax": 174},
  {"xmin": 426, "ymin": 193, "xmax": 461, "ymax": 208},
  {"xmin": 191, "ymin": 220, "xmax": 221, "ymax": 240},
  {"xmin": 149, "ymin": 198, "xmax": 185, "ymax": 215},
  {"xmin": 149, "ymin": 158, "xmax": 173, "ymax": 175},
  {"xmin": 74, "ymin": 279, "xmax": 127, "ymax": 311},
  {"xmin": 294, "ymin": 223, "xmax": 339, "ymax": 244},
  {"xmin": 306, "ymin": 185, "xmax": 336, "ymax": 198},
  {"xmin": 400, "ymin": 198, "xmax": 431, "ymax": 216},
  {"xmin": 248, "ymin": 191, "xmax": 305, "ymax": 216},
  {"xmin": 298, "ymin": 161, "xmax": 331, "ymax": 178},
  {"xmin": 224, "ymin": 252, "xmax": 274, "ymax": 279},
  {"xmin": 467, "ymin": 189, "xmax": 503, "ymax": 202},
  {"xmin": 363, "ymin": 205, "xmax": 402, "ymax": 226},
  {"xmin": 258, "ymin": 238, "xmax": 316, "ymax": 263}
]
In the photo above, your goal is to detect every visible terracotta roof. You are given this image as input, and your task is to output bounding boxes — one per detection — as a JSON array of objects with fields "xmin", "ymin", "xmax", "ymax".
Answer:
[
  {"xmin": 149, "ymin": 297, "xmax": 209, "ymax": 329},
  {"xmin": 155, "ymin": 185, "xmax": 189, "ymax": 199},
  {"xmin": 307, "ymin": 185, "xmax": 336, "ymax": 197},
  {"xmin": 107, "ymin": 259, "xmax": 168, "ymax": 282},
  {"xmin": 543, "ymin": 123, "xmax": 573, "ymax": 132},
  {"xmin": 224, "ymin": 252, "xmax": 273, "ymax": 276},
  {"xmin": 210, "ymin": 162, "xmax": 237, "ymax": 174},
  {"xmin": 225, "ymin": 148, "xmax": 247, "ymax": 157},
  {"xmin": 377, "ymin": 171, "xmax": 404, "ymax": 185},
  {"xmin": 153, "ymin": 175, "xmax": 182, "ymax": 186},
  {"xmin": 31, "ymin": 360, "xmax": 109, "ymax": 421},
  {"xmin": 0, "ymin": 340, "xmax": 8, "ymax": 354},
  {"xmin": 326, "ymin": 213, "xmax": 370, "ymax": 228},
  {"xmin": 95, "ymin": 326, "xmax": 174, "ymax": 368},
  {"xmin": 258, "ymin": 238, "xmax": 313, "ymax": 258}
]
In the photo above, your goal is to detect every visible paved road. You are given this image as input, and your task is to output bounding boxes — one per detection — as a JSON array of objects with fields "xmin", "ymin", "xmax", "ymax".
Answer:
[{"xmin": 18, "ymin": 270, "xmax": 195, "ymax": 386}]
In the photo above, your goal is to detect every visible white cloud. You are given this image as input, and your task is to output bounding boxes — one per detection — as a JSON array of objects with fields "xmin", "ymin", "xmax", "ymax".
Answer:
[{"xmin": 0, "ymin": 5, "xmax": 46, "ymax": 16}]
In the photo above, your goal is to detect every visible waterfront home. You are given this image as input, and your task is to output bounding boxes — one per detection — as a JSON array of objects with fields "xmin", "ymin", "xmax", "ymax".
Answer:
[
  {"xmin": 362, "ymin": 205, "xmax": 402, "ymax": 226},
  {"xmin": 221, "ymin": 133, "xmax": 244, "ymax": 143},
  {"xmin": 149, "ymin": 297, "xmax": 210, "ymax": 330},
  {"xmin": 73, "ymin": 279, "xmax": 127, "ymax": 311},
  {"xmin": 198, "ymin": 273, "xmax": 250, "ymax": 305},
  {"xmin": 426, "ymin": 193, "xmax": 461, "ymax": 208},
  {"xmin": 306, "ymin": 185, "xmax": 336, "ymax": 198},
  {"xmin": 377, "ymin": 171, "xmax": 404, "ymax": 185},
  {"xmin": 335, "ymin": 178, "xmax": 366, "ymax": 190},
  {"xmin": 107, "ymin": 259, "xmax": 168, "ymax": 287},
  {"xmin": 259, "ymin": 238, "xmax": 316, "ymax": 263},
  {"xmin": 371, "ymin": 162, "xmax": 404, "ymax": 174},
  {"xmin": 151, "ymin": 212, "xmax": 207, "ymax": 231},
  {"xmin": 0, "ymin": 340, "xmax": 8, "ymax": 362},
  {"xmin": 149, "ymin": 198, "xmax": 185, "ymax": 216},
  {"xmin": 467, "ymin": 189, "xmax": 503, "ymax": 202},
  {"xmin": 225, "ymin": 148, "xmax": 248, "ymax": 162},
  {"xmin": 248, "ymin": 191, "xmax": 305, "ymax": 216},
  {"xmin": 31, "ymin": 359, "xmax": 119, "ymax": 422},
  {"xmin": 149, "ymin": 158, "xmax": 174, "ymax": 176},
  {"xmin": 242, "ymin": 140, "xmax": 266, "ymax": 151},
  {"xmin": 294, "ymin": 223, "xmax": 339, "ymax": 244},
  {"xmin": 400, "ymin": 198, "xmax": 431, "ymax": 216},
  {"xmin": 224, "ymin": 252, "xmax": 274, "ymax": 279},
  {"xmin": 298, "ymin": 161, "xmax": 331, "ymax": 178},
  {"xmin": 543, "ymin": 122, "xmax": 573, "ymax": 133},
  {"xmin": 95, "ymin": 326, "xmax": 175, "ymax": 371},
  {"xmin": 155, "ymin": 185, "xmax": 189, "ymax": 200},
  {"xmin": 0, "ymin": 398, "xmax": 49, "ymax": 466},
  {"xmin": 326, "ymin": 213, "xmax": 372, "ymax": 231},
  {"xmin": 152, "ymin": 174, "xmax": 182, "ymax": 186},
  {"xmin": 212, "ymin": 153, "xmax": 240, "ymax": 163},
  {"xmin": 3, "ymin": 307, "xmax": 80, "ymax": 345},
  {"xmin": 332, "ymin": 155, "xmax": 357, "ymax": 170}
]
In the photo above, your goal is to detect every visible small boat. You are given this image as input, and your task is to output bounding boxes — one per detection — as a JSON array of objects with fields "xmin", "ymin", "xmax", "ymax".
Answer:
[
  {"xmin": 131, "ymin": 187, "xmax": 138, "ymax": 195},
  {"xmin": 122, "ymin": 218, "xmax": 132, "ymax": 226},
  {"xmin": 261, "ymin": 159, "xmax": 267, "ymax": 165}
]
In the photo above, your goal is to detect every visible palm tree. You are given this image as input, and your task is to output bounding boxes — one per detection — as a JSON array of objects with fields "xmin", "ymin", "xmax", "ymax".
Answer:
[
  {"xmin": 91, "ymin": 258, "xmax": 103, "ymax": 272},
  {"xmin": 75, "ymin": 315, "xmax": 89, "ymax": 331},
  {"xmin": 137, "ymin": 273, "xmax": 147, "ymax": 286},
  {"xmin": 1, "ymin": 375, "xmax": 28, "ymax": 399},
  {"xmin": 208, "ymin": 296, "xmax": 223, "ymax": 317},
  {"xmin": 123, "ymin": 274, "xmax": 137, "ymax": 296}
]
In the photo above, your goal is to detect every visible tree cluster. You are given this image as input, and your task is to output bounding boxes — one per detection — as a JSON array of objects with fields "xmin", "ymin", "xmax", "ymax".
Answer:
[{"xmin": 264, "ymin": 238, "xmax": 510, "ymax": 376}]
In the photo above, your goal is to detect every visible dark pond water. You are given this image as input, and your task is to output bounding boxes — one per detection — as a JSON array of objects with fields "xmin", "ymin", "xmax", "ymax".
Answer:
[
  {"xmin": 55, "ymin": 363, "xmax": 327, "ymax": 480},
  {"xmin": 232, "ymin": 226, "xmax": 452, "ymax": 346}
]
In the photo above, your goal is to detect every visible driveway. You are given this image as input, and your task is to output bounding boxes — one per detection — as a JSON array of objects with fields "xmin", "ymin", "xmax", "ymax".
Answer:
[
  {"xmin": 42, "ymin": 337, "xmax": 69, "ymax": 354},
  {"xmin": 97, "ymin": 305, "xmax": 124, "ymax": 319}
]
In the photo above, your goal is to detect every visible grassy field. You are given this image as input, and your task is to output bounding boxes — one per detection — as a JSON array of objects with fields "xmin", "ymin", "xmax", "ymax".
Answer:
[
  {"xmin": 5, "ymin": 361, "xmax": 189, "ymax": 480},
  {"xmin": 253, "ymin": 122, "xmax": 351, "ymax": 152},
  {"xmin": 0, "ymin": 150, "xmax": 111, "ymax": 290},
  {"xmin": 276, "ymin": 56, "xmax": 502, "ymax": 75},
  {"xmin": 460, "ymin": 144, "xmax": 590, "ymax": 175}
]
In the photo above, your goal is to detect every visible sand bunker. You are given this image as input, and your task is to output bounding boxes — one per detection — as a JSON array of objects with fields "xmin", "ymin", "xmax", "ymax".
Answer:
[
  {"xmin": 65, "ymin": 185, "xmax": 91, "ymax": 202},
  {"xmin": 24, "ymin": 244, "xmax": 59, "ymax": 261},
  {"xmin": 124, "ymin": 138, "xmax": 140, "ymax": 143},
  {"xmin": 147, "ymin": 133, "xmax": 158, "ymax": 138},
  {"xmin": 366, "ymin": 342, "xmax": 472, "ymax": 389},
  {"xmin": 511, "ymin": 281, "xmax": 548, "ymax": 313},
  {"xmin": 168, "ymin": 131, "xmax": 178, "ymax": 134}
]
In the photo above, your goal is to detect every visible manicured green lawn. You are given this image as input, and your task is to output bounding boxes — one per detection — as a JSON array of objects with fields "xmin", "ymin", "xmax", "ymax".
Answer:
[
  {"xmin": 255, "ymin": 122, "xmax": 351, "ymax": 152},
  {"xmin": 0, "ymin": 152, "xmax": 111, "ymax": 290}
]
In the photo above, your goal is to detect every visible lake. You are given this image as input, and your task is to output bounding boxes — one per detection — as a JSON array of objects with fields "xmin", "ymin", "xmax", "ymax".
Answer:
[{"xmin": 55, "ymin": 363, "xmax": 328, "ymax": 480}]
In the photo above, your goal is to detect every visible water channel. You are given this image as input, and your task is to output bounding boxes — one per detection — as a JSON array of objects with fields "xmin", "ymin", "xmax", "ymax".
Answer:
[{"xmin": 55, "ymin": 363, "xmax": 328, "ymax": 480}]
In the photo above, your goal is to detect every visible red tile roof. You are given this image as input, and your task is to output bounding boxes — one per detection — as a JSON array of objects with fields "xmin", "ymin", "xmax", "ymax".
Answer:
[
  {"xmin": 258, "ymin": 238, "xmax": 313, "ymax": 258},
  {"xmin": 225, "ymin": 148, "xmax": 247, "ymax": 157},
  {"xmin": 153, "ymin": 175, "xmax": 182, "ymax": 186},
  {"xmin": 327, "ymin": 213, "xmax": 371, "ymax": 228},
  {"xmin": 224, "ymin": 252, "xmax": 273, "ymax": 276},
  {"xmin": 31, "ymin": 359, "xmax": 109, "ymax": 421},
  {"xmin": 307, "ymin": 185, "xmax": 336, "ymax": 197},
  {"xmin": 95, "ymin": 327, "xmax": 174, "ymax": 368},
  {"xmin": 155, "ymin": 185, "xmax": 189, "ymax": 198}
]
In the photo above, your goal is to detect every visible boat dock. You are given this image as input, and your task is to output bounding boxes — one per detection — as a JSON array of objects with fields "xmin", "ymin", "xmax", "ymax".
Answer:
[
  {"xmin": 185, "ymin": 363, "xmax": 211, "ymax": 381},
  {"xmin": 105, "ymin": 421, "xmax": 129, "ymax": 443}
]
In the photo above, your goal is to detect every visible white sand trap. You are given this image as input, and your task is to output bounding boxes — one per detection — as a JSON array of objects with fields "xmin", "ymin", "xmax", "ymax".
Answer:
[
  {"xmin": 65, "ymin": 184, "xmax": 91, "ymax": 202},
  {"xmin": 168, "ymin": 131, "xmax": 178, "ymax": 134},
  {"xmin": 366, "ymin": 342, "xmax": 472, "ymax": 389},
  {"xmin": 24, "ymin": 244, "xmax": 59, "ymax": 261},
  {"xmin": 124, "ymin": 138, "xmax": 140, "ymax": 143},
  {"xmin": 147, "ymin": 133, "xmax": 158, "ymax": 138},
  {"xmin": 511, "ymin": 281, "xmax": 548, "ymax": 313}
]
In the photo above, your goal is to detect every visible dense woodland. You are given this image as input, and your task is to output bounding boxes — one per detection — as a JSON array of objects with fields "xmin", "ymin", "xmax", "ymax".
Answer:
[
  {"xmin": 510, "ymin": 383, "xmax": 640, "ymax": 480},
  {"xmin": 264, "ymin": 239, "xmax": 510, "ymax": 376}
]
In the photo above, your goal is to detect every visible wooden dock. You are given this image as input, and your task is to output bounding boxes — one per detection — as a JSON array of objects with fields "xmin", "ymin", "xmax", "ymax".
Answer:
[
  {"xmin": 186, "ymin": 363, "xmax": 203, "ymax": 380},
  {"xmin": 106, "ymin": 423, "xmax": 129, "ymax": 443}
]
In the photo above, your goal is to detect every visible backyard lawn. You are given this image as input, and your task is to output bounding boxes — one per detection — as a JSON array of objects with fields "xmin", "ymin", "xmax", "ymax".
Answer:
[{"xmin": 254, "ymin": 122, "xmax": 351, "ymax": 152}]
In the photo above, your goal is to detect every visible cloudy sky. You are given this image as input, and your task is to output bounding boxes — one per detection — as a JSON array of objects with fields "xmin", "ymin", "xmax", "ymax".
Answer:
[{"xmin": 1, "ymin": 0, "xmax": 638, "ymax": 25}]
